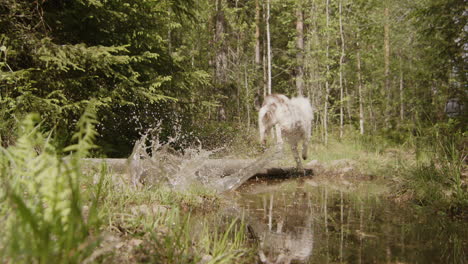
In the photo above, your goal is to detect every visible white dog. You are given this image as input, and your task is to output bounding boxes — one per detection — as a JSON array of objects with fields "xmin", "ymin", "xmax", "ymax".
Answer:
[{"xmin": 258, "ymin": 94, "xmax": 314, "ymax": 172}]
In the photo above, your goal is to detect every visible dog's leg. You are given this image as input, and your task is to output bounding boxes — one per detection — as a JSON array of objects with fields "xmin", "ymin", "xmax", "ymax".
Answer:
[
  {"xmin": 275, "ymin": 125, "xmax": 283, "ymax": 145},
  {"xmin": 301, "ymin": 141, "xmax": 308, "ymax": 160},
  {"xmin": 291, "ymin": 143, "xmax": 304, "ymax": 174},
  {"xmin": 302, "ymin": 123, "xmax": 311, "ymax": 160},
  {"xmin": 259, "ymin": 118, "xmax": 271, "ymax": 146}
]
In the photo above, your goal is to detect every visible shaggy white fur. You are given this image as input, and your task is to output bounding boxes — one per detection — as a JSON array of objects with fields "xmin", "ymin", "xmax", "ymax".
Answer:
[{"xmin": 258, "ymin": 94, "xmax": 314, "ymax": 172}]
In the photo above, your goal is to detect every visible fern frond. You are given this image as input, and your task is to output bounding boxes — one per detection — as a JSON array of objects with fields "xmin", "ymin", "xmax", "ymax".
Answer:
[
  {"xmin": 1, "ymin": 113, "xmax": 102, "ymax": 263},
  {"xmin": 64, "ymin": 100, "xmax": 99, "ymax": 157}
]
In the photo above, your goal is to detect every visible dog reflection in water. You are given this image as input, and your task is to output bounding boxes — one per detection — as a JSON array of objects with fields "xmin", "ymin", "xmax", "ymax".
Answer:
[
  {"xmin": 248, "ymin": 193, "xmax": 314, "ymax": 264},
  {"xmin": 257, "ymin": 219, "xmax": 314, "ymax": 264}
]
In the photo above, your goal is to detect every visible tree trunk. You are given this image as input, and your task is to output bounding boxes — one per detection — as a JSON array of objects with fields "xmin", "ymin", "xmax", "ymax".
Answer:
[
  {"xmin": 344, "ymin": 76, "xmax": 352, "ymax": 122},
  {"xmin": 255, "ymin": 0, "xmax": 262, "ymax": 97},
  {"xmin": 266, "ymin": 0, "xmax": 272, "ymax": 95},
  {"xmin": 399, "ymin": 53, "xmax": 404, "ymax": 122},
  {"xmin": 296, "ymin": 1, "xmax": 305, "ymax": 96},
  {"xmin": 236, "ymin": 0, "xmax": 241, "ymax": 123},
  {"xmin": 384, "ymin": 6, "xmax": 391, "ymax": 127},
  {"xmin": 263, "ymin": 38, "xmax": 268, "ymax": 96},
  {"xmin": 262, "ymin": 1, "xmax": 268, "ymax": 96},
  {"xmin": 215, "ymin": 0, "xmax": 227, "ymax": 84},
  {"xmin": 266, "ymin": 0, "xmax": 279, "ymax": 139},
  {"xmin": 339, "ymin": 0, "xmax": 345, "ymax": 139},
  {"xmin": 357, "ymin": 39, "xmax": 365, "ymax": 135},
  {"xmin": 369, "ymin": 81, "xmax": 376, "ymax": 131},
  {"xmin": 245, "ymin": 65, "xmax": 251, "ymax": 130},
  {"xmin": 324, "ymin": 0, "xmax": 330, "ymax": 145},
  {"xmin": 255, "ymin": 0, "xmax": 261, "ymax": 66}
]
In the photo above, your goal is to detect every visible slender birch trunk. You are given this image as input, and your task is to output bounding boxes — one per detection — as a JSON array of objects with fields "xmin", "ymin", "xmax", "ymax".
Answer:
[
  {"xmin": 236, "ymin": 0, "xmax": 240, "ymax": 123},
  {"xmin": 296, "ymin": 1, "xmax": 305, "ymax": 96},
  {"xmin": 384, "ymin": 6, "xmax": 391, "ymax": 127},
  {"xmin": 399, "ymin": 53, "xmax": 404, "ymax": 121},
  {"xmin": 255, "ymin": 0, "xmax": 262, "ymax": 80},
  {"xmin": 324, "ymin": 0, "xmax": 330, "ymax": 145},
  {"xmin": 266, "ymin": 0, "xmax": 272, "ymax": 95},
  {"xmin": 345, "ymin": 78, "xmax": 352, "ymax": 122},
  {"xmin": 263, "ymin": 36, "xmax": 268, "ymax": 96},
  {"xmin": 237, "ymin": 82, "xmax": 241, "ymax": 123},
  {"xmin": 255, "ymin": 0, "xmax": 261, "ymax": 64},
  {"xmin": 262, "ymin": 1, "xmax": 268, "ymax": 96},
  {"xmin": 357, "ymin": 38, "xmax": 365, "ymax": 135},
  {"xmin": 339, "ymin": 0, "xmax": 345, "ymax": 139},
  {"xmin": 266, "ymin": 0, "xmax": 279, "ymax": 140},
  {"xmin": 215, "ymin": 0, "xmax": 227, "ymax": 84},
  {"xmin": 245, "ymin": 65, "xmax": 250, "ymax": 130},
  {"xmin": 369, "ymin": 82, "xmax": 376, "ymax": 132}
]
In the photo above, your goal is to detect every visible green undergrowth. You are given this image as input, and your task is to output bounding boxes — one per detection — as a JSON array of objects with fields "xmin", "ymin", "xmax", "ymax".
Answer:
[
  {"xmin": 301, "ymin": 131, "xmax": 409, "ymax": 181},
  {"xmin": 319, "ymin": 128, "xmax": 467, "ymax": 217},
  {"xmin": 0, "ymin": 111, "xmax": 102, "ymax": 263},
  {"xmin": 396, "ymin": 125, "xmax": 467, "ymax": 217},
  {"xmin": 0, "ymin": 112, "xmax": 256, "ymax": 263},
  {"xmin": 128, "ymin": 211, "xmax": 253, "ymax": 264}
]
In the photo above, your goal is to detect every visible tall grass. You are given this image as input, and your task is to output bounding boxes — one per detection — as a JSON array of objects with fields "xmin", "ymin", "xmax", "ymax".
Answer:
[
  {"xmin": 400, "ymin": 123, "xmax": 467, "ymax": 213},
  {"xmin": 132, "ymin": 210, "xmax": 252, "ymax": 264},
  {"xmin": 299, "ymin": 123, "xmax": 467, "ymax": 215}
]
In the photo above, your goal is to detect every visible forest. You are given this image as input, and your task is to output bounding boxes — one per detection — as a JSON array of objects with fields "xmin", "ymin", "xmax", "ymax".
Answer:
[
  {"xmin": 0, "ymin": 0, "xmax": 466, "ymax": 263},
  {"xmin": 1, "ymin": 0, "xmax": 466, "ymax": 153}
]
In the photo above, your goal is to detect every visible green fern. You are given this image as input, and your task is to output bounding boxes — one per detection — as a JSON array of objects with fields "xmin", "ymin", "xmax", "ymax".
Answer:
[
  {"xmin": 0, "ymin": 105, "xmax": 103, "ymax": 263},
  {"xmin": 64, "ymin": 101, "xmax": 99, "ymax": 157}
]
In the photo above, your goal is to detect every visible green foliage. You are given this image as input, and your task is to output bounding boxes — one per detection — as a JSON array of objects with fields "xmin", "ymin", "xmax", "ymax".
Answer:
[
  {"xmin": 0, "ymin": 108, "xmax": 103, "ymax": 263},
  {"xmin": 413, "ymin": 0, "xmax": 467, "ymax": 83},
  {"xmin": 395, "ymin": 122, "xmax": 467, "ymax": 215},
  {"xmin": 0, "ymin": 0, "xmax": 199, "ymax": 152},
  {"xmin": 1, "ymin": 0, "xmax": 465, "ymax": 157},
  {"xmin": 64, "ymin": 101, "xmax": 99, "ymax": 157},
  {"xmin": 0, "ymin": 110, "xmax": 257, "ymax": 262}
]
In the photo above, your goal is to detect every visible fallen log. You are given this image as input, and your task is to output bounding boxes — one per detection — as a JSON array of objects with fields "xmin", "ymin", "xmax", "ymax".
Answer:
[
  {"xmin": 252, "ymin": 167, "xmax": 313, "ymax": 179},
  {"xmin": 81, "ymin": 158, "xmax": 313, "ymax": 187},
  {"xmin": 196, "ymin": 159, "xmax": 312, "ymax": 178}
]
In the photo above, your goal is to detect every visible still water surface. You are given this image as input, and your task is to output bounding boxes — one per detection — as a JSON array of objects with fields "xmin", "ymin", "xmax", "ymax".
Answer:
[{"xmin": 235, "ymin": 178, "xmax": 467, "ymax": 264}]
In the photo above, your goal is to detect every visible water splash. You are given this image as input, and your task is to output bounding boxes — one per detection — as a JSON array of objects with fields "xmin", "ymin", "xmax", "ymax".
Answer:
[
  {"xmin": 128, "ymin": 131, "xmax": 283, "ymax": 192},
  {"xmin": 213, "ymin": 146, "xmax": 284, "ymax": 191}
]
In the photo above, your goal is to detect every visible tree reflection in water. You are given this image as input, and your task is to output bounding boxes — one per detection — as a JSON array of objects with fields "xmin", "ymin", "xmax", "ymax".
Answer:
[{"xmin": 237, "ymin": 179, "xmax": 467, "ymax": 264}]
